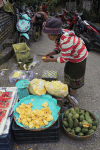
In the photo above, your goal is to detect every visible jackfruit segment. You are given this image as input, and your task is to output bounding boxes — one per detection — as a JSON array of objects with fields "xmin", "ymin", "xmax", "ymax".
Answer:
[{"xmin": 16, "ymin": 102, "xmax": 53, "ymax": 129}]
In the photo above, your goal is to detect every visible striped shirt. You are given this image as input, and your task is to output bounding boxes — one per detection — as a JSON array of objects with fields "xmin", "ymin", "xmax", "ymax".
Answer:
[{"xmin": 54, "ymin": 29, "xmax": 88, "ymax": 63}]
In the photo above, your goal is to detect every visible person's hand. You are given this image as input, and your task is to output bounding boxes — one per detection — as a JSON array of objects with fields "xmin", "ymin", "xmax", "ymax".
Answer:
[{"xmin": 42, "ymin": 56, "xmax": 52, "ymax": 62}]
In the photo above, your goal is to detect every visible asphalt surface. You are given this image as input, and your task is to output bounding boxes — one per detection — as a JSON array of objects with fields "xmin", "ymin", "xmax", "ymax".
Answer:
[{"xmin": 0, "ymin": 32, "xmax": 100, "ymax": 150}]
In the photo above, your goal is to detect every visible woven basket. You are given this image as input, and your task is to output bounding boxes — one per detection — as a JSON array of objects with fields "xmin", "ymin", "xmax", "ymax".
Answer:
[{"xmin": 62, "ymin": 108, "xmax": 99, "ymax": 140}]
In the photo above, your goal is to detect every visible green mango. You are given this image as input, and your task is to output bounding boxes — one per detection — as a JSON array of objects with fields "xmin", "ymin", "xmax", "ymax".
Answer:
[
  {"xmin": 92, "ymin": 120, "xmax": 98, "ymax": 126},
  {"xmin": 69, "ymin": 108, "xmax": 76, "ymax": 114},
  {"xmin": 80, "ymin": 115, "xmax": 84, "ymax": 122},
  {"xmin": 92, "ymin": 126, "xmax": 97, "ymax": 130},
  {"xmin": 85, "ymin": 114, "xmax": 92, "ymax": 124},
  {"xmin": 66, "ymin": 128, "xmax": 71, "ymax": 132},
  {"xmin": 79, "ymin": 122, "xmax": 83, "ymax": 128},
  {"xmin": 78, "ymin": 132, "xmax": 84, "ymax": 136},
  {"xmin": 79, "ymin": 110, "xmax": 85, "ymax": 115},
  {"xmin": 74, "ymin": 107, "xmax": 79, "ymax": 113},
  {"xmin": 62, "ymin": 120, "xmax": 68, "ymax": 128},
  {"xmin": 75, "ymin": 127, "xmax": 81, "ymax": 133},
  {"xmin": 63, "ymin": 118, "xmax": 67, "ymax": 121},
  {"xmin": 73, "ymin": 113, "xmax": 79, "ymax": 119},
  {"xmin": 64, "ymin": 110, "xmax": 69, "ymax": 117},
  {"xmin": 82, "ymin": 128, "xmax": 88, "ymax": 133},
  {"xmin": 71, "ymin": 129, "xmax": 75, "ymax": 135},
  {"xmin": 68, "ymin": 118, "xmax": 73, "ymax": 128},
  {"xmin": 87, "ymin": 129, "xmax": 94, "ymax": 135},
  {"xmin": 74, "ymin": 119, "xmax": 79, "ymax": 128},
  {"xmin": 67, "ymin": 113, "xmax": 73, "ymax": 119},
  {"xmin": 89, "ymin": 124, "xmax": 93, "ymax": 129}
]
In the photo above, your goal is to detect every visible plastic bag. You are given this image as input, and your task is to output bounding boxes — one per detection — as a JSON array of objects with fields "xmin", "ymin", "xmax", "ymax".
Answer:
[
  {"xmin": 45, "ymin": 81, "xmax": 68, "ymax": 97},
  {"xmin": 28, "ymin": 78, "xmax": 46, "ymax": 96}
]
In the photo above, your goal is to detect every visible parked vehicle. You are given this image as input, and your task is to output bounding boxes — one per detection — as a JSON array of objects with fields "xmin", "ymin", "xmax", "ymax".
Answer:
[
  {"xmin": 55, "ymin": 9, "xmax": 68, "ymax": 28},
  {"xmin": 65, "ymin": 11, "xmax": 84, "ymax": 31},
  {"xmin": 16, "ymin": 12, "xmax": 43, "ymax": 44},
  {"xmin": 79, "ymin": 20, "xmax": 100, "ymax": 52}
]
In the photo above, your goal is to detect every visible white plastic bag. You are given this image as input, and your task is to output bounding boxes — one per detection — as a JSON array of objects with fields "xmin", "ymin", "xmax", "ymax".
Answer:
[
  {"xmin": 45, "ymin": 81, "xmax": 68, "ymax": 97},
  {"xmin": 28, "ymin": 78, "xmax": 46, "ymax": 95}
]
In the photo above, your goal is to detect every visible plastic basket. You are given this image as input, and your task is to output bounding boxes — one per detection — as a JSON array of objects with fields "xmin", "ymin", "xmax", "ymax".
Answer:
[
  {"xmin": 62, "ymin": 108, "xmax": 99, "ymax": 140},
  {"xmin": 12, "ymin": 43, "xmax": 30, "ymax": 62},
  {"xmin": 12, "ymin": 118, "xmax": 60, "ymax": 143},
  {"xmin": 9, "ymin": 70, "xmax": 33, "ymax": 84}
]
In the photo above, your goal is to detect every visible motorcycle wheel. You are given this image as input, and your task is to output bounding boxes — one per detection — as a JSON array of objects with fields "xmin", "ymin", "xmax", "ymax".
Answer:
[
  {"xmin": 33, "ymin": 25, "xmax": 40, "ymax": 42},
  {"xmin": 73, "ymin": 25, "xmax": 80, "ymax": 36}
]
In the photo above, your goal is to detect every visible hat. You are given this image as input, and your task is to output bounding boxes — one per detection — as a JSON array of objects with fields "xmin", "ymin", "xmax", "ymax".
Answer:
[{"xmin": 42, "ymin": 18, "xmax": 62, "ymax": 34}]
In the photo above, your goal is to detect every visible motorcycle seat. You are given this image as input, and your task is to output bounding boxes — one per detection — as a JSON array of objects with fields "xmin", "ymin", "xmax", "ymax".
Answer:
[{"xmin": 87, "ymin": 21, "xmax": 100, "ymax": 33}]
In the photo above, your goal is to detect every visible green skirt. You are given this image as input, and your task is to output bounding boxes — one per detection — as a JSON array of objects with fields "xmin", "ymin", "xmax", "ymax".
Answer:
[{"xmin": 64, "ymin": 58, "xmax": 87, "ymax": 90}]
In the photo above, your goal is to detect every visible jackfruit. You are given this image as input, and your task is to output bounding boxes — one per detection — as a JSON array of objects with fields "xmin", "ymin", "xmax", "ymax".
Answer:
[
  {"xmin": 70, "ymin": 108, "xmax": 76, "ymax": 114},
  {"xmin": 89, "ymin": 124, "xmax": 92, "ymax": 129},
  {"xmin": 83, "ymin": 120, "xmax": 89, "ymax": 128},
  {"xmin": 79, "ymin": 110, "xmax": 85, "ymax": 115},
  {"xmin": 71, "ymin": 129, "xmax": 75, "ymax": 134},
  {"xmin": 63, "ymin": 118, "xmax": 67, "ymax": 121},
  {"xmin": 67, "ymin": 113, "xmax": 73, "ymax": 119}
]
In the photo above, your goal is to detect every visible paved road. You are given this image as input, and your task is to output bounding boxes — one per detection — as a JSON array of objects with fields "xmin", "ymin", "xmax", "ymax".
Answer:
[{"xmin": 0, "ymin": 33, "xmax": 100, "ymax": 150}]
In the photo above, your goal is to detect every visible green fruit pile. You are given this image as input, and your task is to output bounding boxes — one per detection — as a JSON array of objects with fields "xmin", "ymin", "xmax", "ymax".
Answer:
[{"xmin": 63, "ymin": 107, "xmax": 98, "ymax": 136}]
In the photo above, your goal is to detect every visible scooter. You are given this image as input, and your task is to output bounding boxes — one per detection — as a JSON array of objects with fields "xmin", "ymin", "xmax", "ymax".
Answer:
[
  {"xmin": 16, "ymin": 13, "xmax": 31, "ymax": 44},
  {"xmin": 16, "ymin": 12, "xmax": 43, "ymax": 44},
  {"xmin": 79, "ymin": 20, "xmax": 100, "ymax": 52}
]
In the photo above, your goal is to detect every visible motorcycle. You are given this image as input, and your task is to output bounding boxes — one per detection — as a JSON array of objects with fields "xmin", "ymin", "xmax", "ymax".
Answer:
[
  {"xmin": 65, "ymin": 11, "xmax": 84, "ymax": 31},
  {"xmin": 16, "ymin": 12, "xmax": 43, "ymax": 44},
  {"xmin": 79, "ymin": 20, "xmax": 100, "ymax": 52},
  {"xmin": 55, "ymin": 9, "xmax": 68, "ymax": 28}
]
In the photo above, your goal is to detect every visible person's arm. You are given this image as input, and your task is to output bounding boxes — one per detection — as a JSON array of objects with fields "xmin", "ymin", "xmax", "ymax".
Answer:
[{"xmin": 42, "ymin": 56, "xmax": 57, "ymax": 62}]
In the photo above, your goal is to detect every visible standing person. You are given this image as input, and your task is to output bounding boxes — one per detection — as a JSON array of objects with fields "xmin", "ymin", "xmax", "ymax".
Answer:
[
  {"xmin": 42, "ymin": 2, "xmax": 47, "ymax": 13},
  {"xmin": 42, "ymin": 18, "xmax": 88, "ymax": 96}
]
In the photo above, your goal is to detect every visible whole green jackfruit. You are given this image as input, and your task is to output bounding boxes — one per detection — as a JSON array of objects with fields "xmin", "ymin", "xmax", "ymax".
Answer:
[
  {"xmin": 68, "ymin": 118, "xmax": 73, "ymax": 128},
  {"xmin": 66, "ymin": 128, "xmax": 71, "ymax": 132},
  {"xmin": 75, "ymin": 127, "xmax": 81, "ymax": 133},
  {"xmin": 80, "ymin": 115, "xmax": 84, "ymax": 122},
  {"xmin": 64, "ymin": 110, "xmax": 69, "ymax": 117},
  {"xmin": 74, "ymin": 119, "xmax": 79, "ymax": 128},
  {"xmin": 74, "ymin": 107, "xmax": 79, "ymax": 113},
  {"xmin": 79, "ymin": 122, "xmax": 83, "ymax": 128},
  {"xmin": 78, "ymin": 132, "xmax": 84, "ymax": 136},
  {"xmin": 73, "ymin": 113, "xmax": 79, "ymax": 119},
  {"xmin": 92, "ymin": 120, "xmax": 98, "ymax": 126},
  {"xmin": 82, "ymin": 128, "xmax": 88, "ymax": 133},
  {"xmin": 87, "ymin": 129, "xmax": 94, "ymax": 135},
  {"xmin": 63, "ymin": 120, "xmax": 68, "ymax": 128}
]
